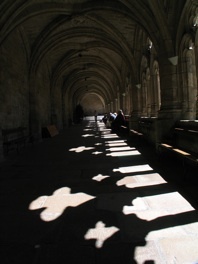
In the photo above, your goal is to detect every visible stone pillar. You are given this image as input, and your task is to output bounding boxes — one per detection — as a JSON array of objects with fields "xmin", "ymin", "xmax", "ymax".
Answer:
[
  {"xmin": 129, "ymin": 111, "xmax": 141, "ymax": 130},
  {"xmin": 157, "ymin": 57, "xmax": 181, "ymax": 142},
  {"xmin": 129, "ymin": 84, "xmax": 142, "ymax": 130},
  {"xmin": 159, "ymin": 58, "xmax": 181, "ymax": 117}
]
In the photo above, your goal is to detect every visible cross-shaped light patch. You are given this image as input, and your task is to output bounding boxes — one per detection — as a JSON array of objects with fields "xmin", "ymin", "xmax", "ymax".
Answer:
[
  {"xmin": 92, "ymin": 151, "xmax": 103, "ymax": 155},
  {"xmin": 69, "ymin": 146, "xmax": 94, "ymax": 153},
  {"xmin": 29, "ymin": 187, "xmax": 95, "ymax": 222},
  {"xmin": 82, "ymin": 134, "xmax": 95, "ymax": 137},
  {"xmin": 92, "ymin": 174, "xmax": 110, "ymax": 182},
  {"xmin": 84, "ymin": 221, "xmax": 119, "ymax": 248}
]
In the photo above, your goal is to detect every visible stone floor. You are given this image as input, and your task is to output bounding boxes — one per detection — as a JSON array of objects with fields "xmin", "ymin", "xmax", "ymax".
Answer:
[{"xmin": 0, "ymin": 119, "xmax": 198, "ymax": 264}]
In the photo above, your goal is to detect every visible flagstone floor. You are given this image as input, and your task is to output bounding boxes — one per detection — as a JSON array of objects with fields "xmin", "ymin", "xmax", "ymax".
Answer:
[{"xmin": 1, "ymin": 119, "xmax": 198, "ymax": 264}]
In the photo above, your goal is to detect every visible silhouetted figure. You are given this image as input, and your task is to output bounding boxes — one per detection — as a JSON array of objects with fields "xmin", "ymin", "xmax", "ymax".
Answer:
[{"xmin": 111, "ymin": 109, "xmax": 125, "ymax": 132}]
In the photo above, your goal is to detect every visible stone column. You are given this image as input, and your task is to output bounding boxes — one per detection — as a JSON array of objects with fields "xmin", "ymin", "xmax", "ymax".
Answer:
[
  {"xmin": 129, "ymin": 84, "xmax": 142, "ymax": 130},
  {"xmin": 158, "ymin": 57, "xmax": 181, "ymax": 116},
  {"xmin": 157, "ymin": 57, "xmax": 181, "ymax": 143}
]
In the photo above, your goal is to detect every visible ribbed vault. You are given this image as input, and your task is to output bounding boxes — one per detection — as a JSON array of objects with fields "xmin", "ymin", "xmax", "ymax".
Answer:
[{"xmin": 1, "ymin": 0, "xmax": 196, "ymax": 128}]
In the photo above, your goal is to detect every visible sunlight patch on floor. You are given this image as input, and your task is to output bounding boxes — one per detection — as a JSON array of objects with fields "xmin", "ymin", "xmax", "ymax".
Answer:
[
  {"xmin": 106, "ymin": 146, "xmax": 136, "ymax": 151},
  {"xmin": 84, "ymin": 221, "xmax": 119, "ymax": 248},
  {"xmin": 106, "ymin": 142, "xmax": 128, "ymax": 147},
  {"xmin": 29, "ymin": 187, "xmax": 95, "ymax": 222},
  {"xmin": 116, "ymin": 173, "xmax": 167, "ymax": 188},
  {"xmin": 113, "ymin": 164, "xmax": 153, "ymax": 173},
  {"xmin": 92, "ymin": 174, "xmax": 110, "ymax": 181},
  {"xmin": 105, "ymin": 140, "xmax": 127, "ymax": 144},
  {"xmin": 135, "ymin": 224, "xmax": 198, "ymax": 264},
  {"xmin": 101, "ymin": 134, "xmax": 119, "ymax": 139},
  {"xmin": 82, "ymin": 134, "xmax": 95, "ymax": 137},
  {"xmin": 69, "ymin": 146, "xmax": 95, "ymax": 152},
  {"xmin": 122, "ymin": 192, "xmax": 195, "ymax": 220},
  {"xmin": 106, "ymin": 150, "xmax": 141, "ymax": 157},
  {"xmin": 92, "ymin": 151, "xmax": 103, "ymax": 155}
]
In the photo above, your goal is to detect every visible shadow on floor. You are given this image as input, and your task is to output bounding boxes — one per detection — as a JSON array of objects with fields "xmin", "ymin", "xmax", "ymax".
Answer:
[{"xmin": 1, "ymin": 120, "xmax": 198, "ymax": 264}]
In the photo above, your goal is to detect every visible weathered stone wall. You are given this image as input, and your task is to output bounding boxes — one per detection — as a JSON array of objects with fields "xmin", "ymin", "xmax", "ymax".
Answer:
[
  {"xmin": 0, "ymin": 29, "xmax": 29, "ymax": 161},
  {"xmin": 0, "ymin": 29, "xmax": 29, "ymax": 131},
  {"xmin": 30, "ymin": 60, "xmax": 64, "ymax": 137},
  {"xmin": 29, "ymin": 64, "xmax": 53, "ymax": 141},
  {"xmin": 51, "ymin": 83, "xmax": 63, "ymax": 131},
  {"xmin": 35, "ymin": 64, "xmax": 51, "ymax": 127}
]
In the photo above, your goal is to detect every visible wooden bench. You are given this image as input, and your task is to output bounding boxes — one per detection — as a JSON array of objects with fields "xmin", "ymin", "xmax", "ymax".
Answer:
[
  {"xmin": 158, "ymin": 125, "xmax": 198, "ymax": 177},
  {"xmin": 2, "ymin": 127, "xmax": 27, "ymax": 154}
]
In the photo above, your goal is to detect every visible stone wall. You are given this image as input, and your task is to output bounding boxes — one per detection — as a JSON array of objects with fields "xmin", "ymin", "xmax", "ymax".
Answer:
[{"xmin": 0, "ymin": 29, "xmax": 29, "ymax": 131}]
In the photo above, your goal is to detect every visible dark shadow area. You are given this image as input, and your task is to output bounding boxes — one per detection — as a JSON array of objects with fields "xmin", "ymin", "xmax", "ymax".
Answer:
[{"xmin": 1, "ymin": 120, "xmax": 198, "ymax": 264}]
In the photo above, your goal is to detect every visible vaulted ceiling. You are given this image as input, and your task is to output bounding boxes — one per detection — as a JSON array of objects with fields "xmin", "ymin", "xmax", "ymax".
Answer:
[{"xmin": 0, "ymin": 0, "xmax": 188, "ymax": 111}]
